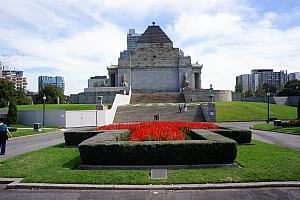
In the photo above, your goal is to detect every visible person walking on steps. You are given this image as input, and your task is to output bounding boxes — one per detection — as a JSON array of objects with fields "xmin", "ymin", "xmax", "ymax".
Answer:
[{"xmin": 0, "ymin": 118, "xmax": 12, "ymax": 155}]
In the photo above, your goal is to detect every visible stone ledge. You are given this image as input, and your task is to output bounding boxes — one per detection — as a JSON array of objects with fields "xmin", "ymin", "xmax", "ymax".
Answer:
[
  {"xmin": 2, "ymin": 179, "xmax": 299, "ymax": 190},
  {"xmin": 78, "ymin": 163, "xmax": 240, "ymax": 170}
]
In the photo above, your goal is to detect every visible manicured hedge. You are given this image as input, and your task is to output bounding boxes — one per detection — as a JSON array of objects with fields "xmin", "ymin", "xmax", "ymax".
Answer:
[
  {"xmin": 211, "ymin": 127, "xmax": 252, "ymax": 144},
  {"xmin": 64, "ymin": 130, "xmax": 101, "ymax": 146},
  {"xmin": 79, "ymin": 130, "xmax": 237, "ymax": 165},
  {"xmin": 64, "ymin": 129, "xmax": 129, "ymax": 146}
]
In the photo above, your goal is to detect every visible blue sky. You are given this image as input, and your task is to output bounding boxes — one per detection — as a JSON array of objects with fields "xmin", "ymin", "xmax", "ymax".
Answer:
[{"xmin": 0, "ymin": 0, "xmax": 299, "ymax": 94}]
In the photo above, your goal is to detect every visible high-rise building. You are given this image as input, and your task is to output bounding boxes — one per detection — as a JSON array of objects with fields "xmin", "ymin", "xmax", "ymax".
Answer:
[
  {"xmin": 236, "ymin": 69, "xmax": 288, "ymax": 95},
  {"xmin": 38, "ymin": 76, "xmax": 65, "ymax": 92},
  {"xmin": 1, "ymin": 66, "xmax": 27, "ymax": 90},
  {"xmin": 288, "ymin": 72, "xmax": 300, "ymax": 81},
  {"xmin": 236, "ymin": 74, "xmax": 251, "ymax": 92},
  {"xmin": 251, "ymin": 69, "xmax": 287, "ymax": 92},
  {"xmin": 88, "ymin": 76, "xmax": 107, "ymax": 88},
  {"xmin": 120, "ymin": 29, "xmax": 141, "ymax": 58},
  {"xmin": 127, "ymin": 29, "xmax": 141, "ymax": 51}
]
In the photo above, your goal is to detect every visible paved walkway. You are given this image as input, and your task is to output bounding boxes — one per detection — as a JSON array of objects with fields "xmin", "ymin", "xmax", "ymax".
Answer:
[
  {"xmin": 218, "ymin": 121, "xmax": 300, "ymax": 151},
  {"xmin": 0, "ymin": 186, "xmax": 299, "ymax": 200},
  {"xmin": 0, "ymin": 131, "xmax": 65, "ymax": 161}
]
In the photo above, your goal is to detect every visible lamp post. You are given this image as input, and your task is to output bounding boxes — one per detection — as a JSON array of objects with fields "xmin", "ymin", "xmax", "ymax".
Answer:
[
  {"xmin": 43, "ymin": 94, "xmax": 46, "ymax": 126},
  {"xmin": 267, "ymin": 92, "xmax": 270, "ymax": 124}
]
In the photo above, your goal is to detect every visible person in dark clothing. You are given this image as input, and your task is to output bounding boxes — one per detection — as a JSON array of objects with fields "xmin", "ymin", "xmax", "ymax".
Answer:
[
  {"xmin": 178, "ymin": 105, "xmax": 182, "ymax": 112},
  {"xmin": 0, "ymin": 118, "xmax": 12, "ymax": 155}
]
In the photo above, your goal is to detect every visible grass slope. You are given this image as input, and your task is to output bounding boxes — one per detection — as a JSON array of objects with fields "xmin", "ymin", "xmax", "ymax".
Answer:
[
  {"xmin": 0, "ymin": 140, "xmax": 299, "ymax": 184},
  {"xmin": 1, "ymin": 102, "xmax": 297, "ymax": 122},
  {"xmin": 16, "ymin": 104, "xmax": 97, "ymax": 111},
  {"xmin": 216, "ymin": 101, "xmax": 297, "ymax": 122},
  {"xmin": 252, "ymin": 124, "xmax": 300, "ymax": 135}
]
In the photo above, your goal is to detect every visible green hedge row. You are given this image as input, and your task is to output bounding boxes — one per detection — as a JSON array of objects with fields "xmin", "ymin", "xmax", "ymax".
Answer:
[
  {"xmin": 211, "ymin": 127, "xmax": 252, "ymax": 144},
  {"xmin": 64, "ymin": 130, "xmax": 101, "ymax": 146},
  {"xmin": 79, "ymin": 130, "xmax": 237, "ymax": 165},
  {"xmin": 64, "ymin": 129, "xmax": 129, "ymax": 146}
]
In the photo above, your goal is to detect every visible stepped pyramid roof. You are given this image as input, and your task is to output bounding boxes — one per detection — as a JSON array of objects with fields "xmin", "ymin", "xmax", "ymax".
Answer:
[{"xmin": 137, "ymin": 24, "xmax": 172, "ymax": 44}]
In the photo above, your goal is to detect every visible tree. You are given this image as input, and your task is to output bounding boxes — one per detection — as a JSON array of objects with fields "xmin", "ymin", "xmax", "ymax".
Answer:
[
  {"xmin": 255, "ymin": 83, "xmax": 265, "ymax": 97},
  {"xmin": 0, "ymin": 79, "xmax": 30, "ymax": 108},
  {"xmin": 235, "ymin": 83, "xmax": 243, "ymax": 93},
  {"xmin": 15, "ymin": 89, "xmax": 31, "ymax": 105},
  {"xmin": 244, "ymin": 90, "xmax": 254, "ymax": 98},
  {"xmin": 37, "ymin": 84, "xmax": 65, "ymax": 104},
  {"xmin": 0, "ymin": 79, "xmax": 15, "ymax": 108},
  {"xmin": 7, "ymin": 101, "xmax": 18, "ymax": 125},
  {"xmin": 297, "ymin": 97, "xmax": 300, "ymax": 119},
  {"xmin": 278, "ymin": 80, "xmax": 300, "ymax": 96}
]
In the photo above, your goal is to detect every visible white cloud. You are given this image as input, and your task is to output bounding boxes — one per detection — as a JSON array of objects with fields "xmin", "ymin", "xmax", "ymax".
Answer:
[
  {"xmin": 167, "ymin": 10, "xmax": 300, "ymax": 90},
  {"xmin": 0, "ymin": 0, "xmax": 299, "ymax": 94}
]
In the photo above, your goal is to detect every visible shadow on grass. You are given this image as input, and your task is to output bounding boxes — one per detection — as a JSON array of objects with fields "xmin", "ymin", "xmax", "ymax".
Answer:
[{"xmin": 62, "ymin": 155, "xmax": 81, "ymax": 170}]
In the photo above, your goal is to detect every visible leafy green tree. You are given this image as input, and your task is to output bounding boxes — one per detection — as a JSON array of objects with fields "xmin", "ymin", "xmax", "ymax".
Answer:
[
  {"xmin": 278, "ymin": 80, "xmax": 300, "ymax": 96},
  {"xmin": 0, "ymin": 79, "xmax": 15, "ymax": 108},
  {"xmin": 255, "ymin": 83, "xmax": 265, "ymax": 97},
  {"xmin": 37, "ymin": 84, "xmax": 65, "ymax": 104},
  {"xmin": 297, "ymin": 97, "xmax": 300, "ymax": 119},
  {"xmin": 15, "ymin": 89, "xmax": 31, "ymax": 105},
  {"xmin": 7, "ymin": 101, "xmax": 18, "ymax": 125},
  {"xmin": 244, "ymin": 90, "xmax": 254, "ymax": 98},
  {"xmin": 235, "ymin": 83, "xmax": 243, "ymax": 93},
  {"xmin": 0, "ymin": 79, "xmax": 30, "ymax": 108}
]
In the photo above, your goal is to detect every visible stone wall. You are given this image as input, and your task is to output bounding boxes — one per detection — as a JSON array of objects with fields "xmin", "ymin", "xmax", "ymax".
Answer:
[
  {"xmin": 183, "ymin": 89, "xmax": 233, "ymax": 102},
  {"xmin": 70, "ymin": 87, "xmax": 129, "ymax": 104},
  {"xmin": 131, "ymin": 67, "xmax": 179, "ymax": 92}
]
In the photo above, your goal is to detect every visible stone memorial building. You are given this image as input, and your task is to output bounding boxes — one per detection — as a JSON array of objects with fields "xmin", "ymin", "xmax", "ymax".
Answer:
[
  {"xmin": 70, "ymin": 23, "xmax": 239, "ymax": 104},
  {"xmin": 107, "ymin": 22, "xmax": 203, "ymax": 92}
]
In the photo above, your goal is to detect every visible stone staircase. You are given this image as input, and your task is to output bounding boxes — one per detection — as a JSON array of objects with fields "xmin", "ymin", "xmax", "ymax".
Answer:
[
  {"xmin": 113, "ymin": 105, "xmax": 206, "ymax": 123},
  {"xmin": 130, "ymin": 92, "xmax": 185, "ymax": 104}
]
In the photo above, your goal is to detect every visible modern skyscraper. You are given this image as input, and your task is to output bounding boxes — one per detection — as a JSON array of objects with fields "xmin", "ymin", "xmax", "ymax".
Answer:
[
  {"xmin": 38, "ymin": 76, "xmax": 65, "ymax": 92},
  {"xmin": 127, "ymin": 29, "xmax": 141, "ymax": 51},
  {"xmin": 236, "ymin": 69, "xmax": 288, "ymax": 95},
  {"xmin": 288, "ymin": 72, "xmax": 300, "ymax": 81},
  {"xmin": 120, "ymin": 29, "xmax": 141, "ymax": 58}
]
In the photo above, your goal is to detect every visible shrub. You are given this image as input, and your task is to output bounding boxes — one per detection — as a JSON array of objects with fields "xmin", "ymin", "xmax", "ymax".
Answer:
[
  {"xmin": 64, "ymin": 129, "xmax": 129, "ymax": 146},
  {"xmin": 282, "ymin": 120, "xmax": 300, "ymax": 128},
  {"xmin": 64, "ymin": 130, "xmax": 102, "ymax": 146},
  {"xmin": 211, "ymin": 128, "xmax": 252, "ymax": 144},
  {"xmin": 7, "ymin": 102, "xmax": 18, "ymax": 125},
  {"xmin": 8, "ymin": 127, "xmax": 17, "ymax": 132},
  {"xmin": 79, "ymin": 130, "xmax": 237, "ymax": 165}
]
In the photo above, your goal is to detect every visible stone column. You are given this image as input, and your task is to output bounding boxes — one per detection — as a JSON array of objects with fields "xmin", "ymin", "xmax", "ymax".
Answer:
[{"xmin": 207, "ymin": 94, "xmax": 216, "ymax": 122}]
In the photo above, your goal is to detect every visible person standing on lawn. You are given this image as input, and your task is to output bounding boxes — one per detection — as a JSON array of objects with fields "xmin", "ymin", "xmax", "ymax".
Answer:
[{"xmin": 0, "ymin": 118, "xmax": 12, "ymax": 155}]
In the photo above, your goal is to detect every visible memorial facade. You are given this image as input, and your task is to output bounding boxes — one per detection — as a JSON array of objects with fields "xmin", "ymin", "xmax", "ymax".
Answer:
[{"xmin": 107, "ymin": 23, "xmax": 203, "ymax": 92}]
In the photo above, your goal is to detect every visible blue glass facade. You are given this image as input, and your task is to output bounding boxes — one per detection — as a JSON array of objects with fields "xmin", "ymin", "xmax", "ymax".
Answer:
[{"xmin": 38, "ymin": 76, "xmax": 65, "ymax": 92}]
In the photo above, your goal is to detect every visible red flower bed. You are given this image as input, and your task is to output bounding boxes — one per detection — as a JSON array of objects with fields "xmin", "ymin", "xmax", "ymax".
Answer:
[{"xmin": 97, "ymin": 121, "xmax": 219, "ymax": 141}]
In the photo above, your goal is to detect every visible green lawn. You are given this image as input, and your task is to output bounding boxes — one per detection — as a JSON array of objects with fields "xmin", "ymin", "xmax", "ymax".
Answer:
[
  {"xmin": 215, "ymin": 101, "xmax": 297, "ymax": 122},
  {"xmin": 252, "ymin": 124, "xmax": 300, "ymax": 135},
  {"xmin": 0, "ymin": 140, "xmax": 299, "ymax": 184},
  {"xmin": 10, "ymin": 128, "xmax": 60, "ymax": 138},
  {"xmin": 0, "ymin": 101, "xmax": 297, "ymax": 122}
]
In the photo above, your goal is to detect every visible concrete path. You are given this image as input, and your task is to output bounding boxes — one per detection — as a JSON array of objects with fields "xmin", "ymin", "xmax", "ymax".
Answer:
[
  {"xmin": 218, "ymin": 122, "xmax": 300, "ymax": 151},
  {"xmin": 0, "ymin": 186, "xmax": 299, "ymax": 200},
  {"xmin": 0, "ymin": 131, "xmax": 64, "ymax": 161}
]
